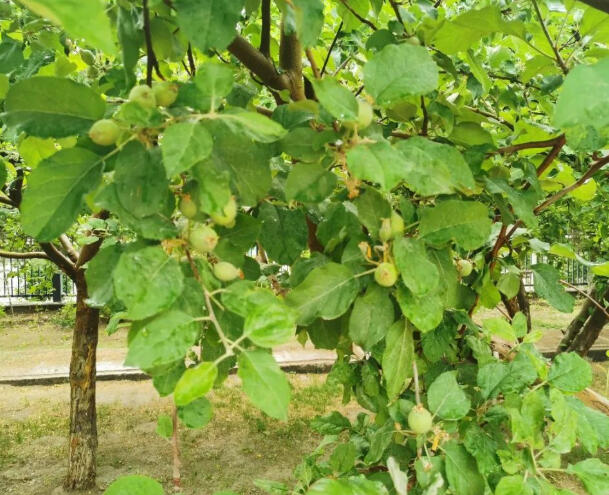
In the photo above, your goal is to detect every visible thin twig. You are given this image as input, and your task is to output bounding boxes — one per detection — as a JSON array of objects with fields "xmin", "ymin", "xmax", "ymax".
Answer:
[
  {"xmin": 321, "ymin": 22, "xmax": 343, "ymax": 76},
  {"xmin": 338, "ymin": 0, "xmax": 378, "ymax": 30},
  {"xmin": 413, "ymin": 359, "xmax": 421, "ymax": 405},
  {"xmin": 389, "ymin": 0, "xmax": 405, "ymax": 28},
  {"xmin": 187, "ymin": 43, "xmax": 196, "ymax": 75},
  {"xmin": 531, "ymin": 0, "xmax": 569, "ymax": 74},
  {"xmin": 420, "ymin": 96, "xmax": 429, "ymax": 136},
  {"xmin": 492, "ymin": 134, "xmax": 565, "ymax": 155},
  {"xmin": 0, "ymin": 249, "xmax": 50, "ymax": 260}
]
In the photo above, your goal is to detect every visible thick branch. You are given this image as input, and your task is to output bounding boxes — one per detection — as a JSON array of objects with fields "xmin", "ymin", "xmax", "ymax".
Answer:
[
  {"xmin": 0, "ymin": 249, "xmax": 50, "ymax": 260},
  {"xmin": 535, "ymin": 133, "xmax": 566, "ymax": 177},
  {"xmin": 40, "ymin": 242, "xmax": 77, "ymax": 280},
  {"xmin": 259, "ymin": 0, "xmax": 271, "ymax": 58},
  {"xmin": 228, "ymin": 36, "xmax": 291, "ymax": 92},
  {"xmin": 76, "ymin": 210, "xmax": 110, "ymax": 268},
  {"xmin": 279, "ymin": 21, "xmax": 305, "ymax": 100},
  {"xmin": 306, "ymin": 48, "xmax": 321, "ymax": 79},
  {"xmin": 0, "ymin": 195, "xmax": 16, "ymax": 207},
  {"xmin": 59, "ymin": 234, "xmax": 79, "ymax": 263},
  {"xmin": 531, "ymin": 0, "xmax": 569, "ymax": 74}
]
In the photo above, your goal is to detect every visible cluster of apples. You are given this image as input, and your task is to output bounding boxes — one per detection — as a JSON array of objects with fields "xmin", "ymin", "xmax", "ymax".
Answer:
[
  {"xmin": 88, "ymin": 82, "xmax": 179, "ymax": 146},
  {"xmin": 373, "ymin": 213, "xmax": 404, "ymax": 288}
]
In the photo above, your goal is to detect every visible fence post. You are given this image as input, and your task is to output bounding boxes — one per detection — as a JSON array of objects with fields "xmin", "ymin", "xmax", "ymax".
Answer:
[{"xmin": 52, "ymin": 273, "xmax": 62, "ymax": 303}]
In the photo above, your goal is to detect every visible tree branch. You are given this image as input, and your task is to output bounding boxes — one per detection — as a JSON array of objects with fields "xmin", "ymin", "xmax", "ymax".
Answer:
[
  {"xmin": 322, "ymin": 22, "xmax": 343, "ymax": 76},
  {"xmin": 466, "ymin": 106, "xmax": 514, "ymax": 131},
  {"xmin": 259, "ymin": 0, "xmax": 271, "ymax": 58},
  {"xmin": 76, "ymin": 210, "xmax": 110, "ymax": 268},
  {"xmin": 338, "ymin": 0, "xmax": 378, "ymax": 30},
  {"xmin": 0, "ymin": 195, "xmax": 16, "ymax": 208},
  {"xmin": 389, "ymin": 1, "xmax": 406, "ymax": 29},
  {"xmin": 420, "ymin": 96, "xmax": 429, "ymax": 136},
  {"xmin": 561, "ymin": 280, "xmax": 609, "ymax": 320},
  {"xmin": 40, "ymin": 242, "xmax": 77, "ymax": 280},
  {"xmin": 492, "ymin": 134, "xmax": 565, "ymax": 155},
  {"xmin": 228, "ymin": 36, "xmax": 291, "ymax": 92},
  {"xmin": 59, "ymin": 234, "xmax": 79, "ymax": 263},
  {"xmin": 306, "ymin": 48, "xmax": 321, "ymax": 79},
  {"xmin": 535, "ymin": 133, "xmax": 566, "ymax": 178},
  {"xmin": 279, "ymin": 20, "xmax": 305, "ymax": 100},
  {"xmin": 143, "ymin": 0, "xmax": 164, "ymax": 85},
  {"xmin": 0, "ymin": 249, "xmax": 50, "ymax": 260},
  {"xmin": 531, "ymin": 0, "xmax": 569, "ymax": 74},
  {"xmin": 187, "ymin": 43, "xmax": 196, "ymax": 76}
]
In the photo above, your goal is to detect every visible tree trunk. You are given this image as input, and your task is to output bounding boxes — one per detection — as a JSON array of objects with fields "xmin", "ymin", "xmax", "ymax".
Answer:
[
  {"xmin": 567, "ymin": 302, "xmax": 609, "ymax": 356},
  {"xmin": 516, "ymin": 281, "xmax": 531, "ymax": 332},
  {"xmin": 64, "ymin": 275, "xmax": 99, "ymax": 490},
  {"xmin": 558, "ymin": 288, "xmax": 595, "ymax": 352}
]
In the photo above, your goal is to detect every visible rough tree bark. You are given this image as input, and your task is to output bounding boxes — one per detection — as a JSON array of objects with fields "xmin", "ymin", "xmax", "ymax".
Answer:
[
  {"xmin": 64, "ymin": 273, "xmax": 99, "ymax": 490},
  {"xmin": 501, "ymin": 279, "xmax": 532, "ymax": 332}
]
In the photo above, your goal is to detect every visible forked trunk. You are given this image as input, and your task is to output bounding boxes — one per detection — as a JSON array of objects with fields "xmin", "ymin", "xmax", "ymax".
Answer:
[{"xmin": 64, "ymin": 275, "xmax": 99, "ymax": 490}]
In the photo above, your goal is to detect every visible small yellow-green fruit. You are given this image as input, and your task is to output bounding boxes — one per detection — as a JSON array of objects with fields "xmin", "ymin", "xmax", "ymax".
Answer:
[
  {"xmin": 210, "ymin": 197, "xmax": 238, "ymax": 227},
  {"xmin": 408, "ymin": 405, "xmax": 433, "ymax": 435},
  {"xmin": 88, "ymin": 119, "xmax": 120, "ymax": 146},
  {"xmin": 213, "ymin": 261, "xmax": 241, "ymax": 282},
  {"xmin": 189, "ymin": 224, "xmax": 218, "ymax": 253},
  {"xmin": 357, "ymin": 100, "xmax": 374, "ymax": 129},
  {"xmin": 153, "ymin": 81, "xmax": 179, "ymax": 107},
  {"xmin": 390, "ymin": 212, "xmax": 405, "ymax": 238},
  {"xmin": 179, "ymin": 195, "xmax": 198, "ymax": 219},
  {"xmin": 129, "ymin": 84, "xmax": 157, "ymax": 108},
  {"xmin": 456, "ymin": 259, "xmax": 473, "ymax": 277},
  {"xmin": 406, "ymin": 36, "xmax": 421, "ymax": 46},
  {"xmin": 80, "ymin": 49, "xmax": 96, "ymax": 66},
  {"xmin": 379, "ymin": 218, "xmax": 393, "ymax": 243},
  {"xmin": 375, "ymin": 262, "xmax": 398, "ymax": 287}
]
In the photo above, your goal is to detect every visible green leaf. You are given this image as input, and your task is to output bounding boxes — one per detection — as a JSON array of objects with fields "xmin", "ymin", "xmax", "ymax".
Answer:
[
  {"xmin": 531, "ymin": 264, "xmax": 575, "ymax": 313},
  {"xmin": 349, "ymin": 285, "xmax": 395, "ymax": 350},
  {"xmin": 312, "ymin": 78, "xmax": 358, "ymax": 122},
  {"xmin": 443, "ymin": 441, "xmax": 485, "ymax": 495},
  {"xmin": 114, "ymin": 142, "xmax": 169, "ymax": 219},
  {"xmin": 494, "ymin": 475, "xmax": 533, "ymax": 495},
  {"xmin": 103, "ymin": 475, "xmax": 164, "ymax": 495},
  {"xmin": 244, "ymin": 299, "xmax": 297, "ymax": 348},
  {"xmin": 114, "ymin": 245, "xmax": 184, "ymax": 320},
  {"xmin": 85, "ymin": 244, "xmax": 122, "ymax": 308},
  {"xmin": 4, "ymin": 77, "xmax": 105, "ymax": 138},
  {"xmin": 258, "ymin": 203, "xmax": 308, "ymax": 265},
  {"xmin": 395, "ymin": 285, "xmax": 444, "ymax": 333},
  {"xmin": 156, "ymin": 414, "xmax": 173, "ymax": 438},
  {"xmin": 238, "ymin": 350, "xmax": 290, "ymax": 421},
  {"xmin": 175, "ymin": 0, "xmax": 245, "ymax": 53},
  {"xmin": 178, "ymin": 396, "xmax": 213, "ymax": 429},
  {"xmin": 364, "ymin": 44, "xmax": 439, "ymax": 106},
  {"xmin": 220, "ymin": 111, "xmax": 288, "ymax": 143},
  {"xmin": 393, "ymin": 238, "xmax": 439, "ymax": 296},
  {"xmin": 433, "ymin": 6, "xmax": 524, "ymax": 55},
  {"xmin": 21, "ymin": 0, "xmax": 116, "ymax": 55},
  {"xmin": 548, "ymin": 352, "xmax": 592, "ymax": 393},
  {"xmin": 285, "ymin": 164, "xmax": 337, "ymax": 203},
  {"xmin": 194, "ymin": 62, "xmax": 235, "ymax": 112},
  {"xmin": 200, "ymin": 121, "xmax": 272, "ymax": 205},
  {"xmin": 280, "ymin": 0, "xmax": 324, "ymax": 48},
  {"xmin": 419, "ymin": 200, "xmax": 492, "ymax": 250},
  {"xmin": 20, "ymin": 148, "xmax": 103, "ymax": 241},
  {"xmin": 330, "ymin": 442, "xmax": 358, "ymax": 474},
  {"xmin": 125, "ymin": 311, "xmax": 198, "ymax": 370},
  {"xmin": 382, "ymin": 321, "xmax": 414, "ymax": 399},
  {"xmin": 174, "ymin": 362, "xmax": 218, "ymax": 406},
  {"xmin": 394, "ymin": 137, "xmax": 475, "ymax": 196},
  {"xmin": 482, "ymin": 317, "xmax": 517, "ymax": 343},
  {"xmin": 307, "ymin": 477, "xmax": 389, "ymax": 495},
  {"xmin": 554, "ymin": 58, "xmax": 609, "ymax": 151},
  {"xmin": 286, "ymin": 262, "xmax": 359, "ymax": 325},
  {"xmin": 567, "ymin": 459, "xmax": 609, "ymax": 495},
  {"xmin": 428, "ymin": 371, "xmax": 471, "ymax": 420},
  {"xmin": 346, "ymin": 140, "xmax": 408, "ymax": 191},
  {"xmin": 161, "ymin": 122, "xmax": 213, "ymax": 177},
  {"xmin": 0, "ymin": 38, "xmax": 23, "ymax": 74}
]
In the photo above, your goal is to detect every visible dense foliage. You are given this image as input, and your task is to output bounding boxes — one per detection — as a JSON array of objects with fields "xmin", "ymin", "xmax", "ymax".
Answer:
[{"xmin": 2, "ymin": 0, "xmax": 609, "ymax": 494}]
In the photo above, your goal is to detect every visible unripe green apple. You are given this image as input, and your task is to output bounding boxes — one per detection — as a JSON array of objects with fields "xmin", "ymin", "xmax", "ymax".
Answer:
[
  {"xmin": 456, "ymin": 259, "xmax": 473, "ymax": 277},
  {"xmin": 153, "ymin": 81, "xmax": 179, "ymax": 107},
  {"xmin": 357, "ymin": 100, "xmax": 374, "ymax": 129},
  {"xmin": 213, "ymin": 261, "xmax": 241, "ymax": 282},
  {"xmin": 129, "ymin": 84, "xmax": 157, "ymax": 108},
  {"xmin": 210, "ymin": 197, "xmax": 238, "ymax": 227},
  {"xmin": 179, "ymin": 196, "xmax": 198, "ymax": 219},
  {"xmin": 390, "ymin": 212, "xmax": 405, "ymax": 238},
  {"xmin": 379, "ymin": 218, "xmax": 393, "ymax": 242},
  {"xmin": 88, "ymin": 119, "xmax": 120, "ymax": 146},
  {"xmin": 406, "ymin": 36, "xmax": 421, "ymax": 46},
  {"xmin": 375, "ymin": 262, "xmax": 398, "ymax": 287},
  {"xmin": 80, "ymin": 49, "xmax": 96, "ymax": 66},
  {"xmin": 189, "ymin": 224, "xmax": 218, "ymax": 253},
  {"xmin": 408, "ymin": 405, "xmax": 433, "ymax": 435}
]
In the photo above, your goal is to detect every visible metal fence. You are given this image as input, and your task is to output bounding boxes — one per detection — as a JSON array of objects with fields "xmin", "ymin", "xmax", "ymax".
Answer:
[
  {"xmin": 522, "ymin": 254, "xmax": 592, "ymax": 291},
  {"xmin": 0, "ymin": 257, "xmax": 76, "ymax": 305}
]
